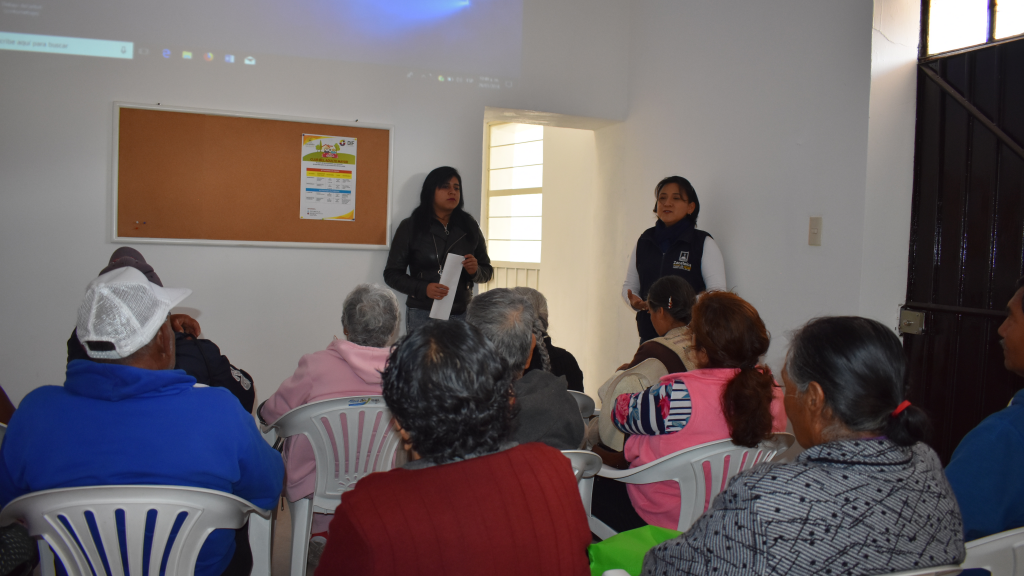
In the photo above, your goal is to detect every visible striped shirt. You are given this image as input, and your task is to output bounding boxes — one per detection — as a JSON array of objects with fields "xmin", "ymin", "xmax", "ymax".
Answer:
[{"xmin": 612, "ymin": 377, "xmax": 693, "ymax": 436}]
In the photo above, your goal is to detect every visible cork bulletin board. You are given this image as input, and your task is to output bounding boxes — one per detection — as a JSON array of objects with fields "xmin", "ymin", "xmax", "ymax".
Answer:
[{"xmin": 112, "ymin": 103, "xmax": 394, "ymax": 249}]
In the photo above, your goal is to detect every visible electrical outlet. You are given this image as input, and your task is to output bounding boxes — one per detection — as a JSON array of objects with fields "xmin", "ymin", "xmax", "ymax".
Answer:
[{"xmin": 808, "ymin": 216, "xmax": 822, "ymax": 246}]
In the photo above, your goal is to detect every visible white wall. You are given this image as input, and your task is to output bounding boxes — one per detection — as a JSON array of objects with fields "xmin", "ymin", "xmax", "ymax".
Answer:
[
  {"xmin": 0, "ymin": 0, "xmax": 921, "ymax": 410},
  {"xmin": 538, "ymin": 126, "xmax": 601, "ymax": 389},
  {"xmin": 0, "ymin": 0, "xmax": 629, "ymax": 405},
  {"xmin": 584, "ymin": 0, "xmax": 877, "ymax": 389},
  {"xmin": 857, "ymin": 0, "xmax": 921, "ymax": 325}
]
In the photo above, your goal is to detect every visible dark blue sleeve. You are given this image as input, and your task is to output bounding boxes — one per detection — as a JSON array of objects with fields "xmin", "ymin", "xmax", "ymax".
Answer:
[{"xmin": 946, "ymin": 415, "xmax": 1024, "ymax": 541}]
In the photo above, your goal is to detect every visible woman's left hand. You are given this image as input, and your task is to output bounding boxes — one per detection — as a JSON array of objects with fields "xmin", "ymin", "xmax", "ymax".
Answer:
[{"xmin": 462, "ymin": 254, "xmax": 478, "ymax": 275}]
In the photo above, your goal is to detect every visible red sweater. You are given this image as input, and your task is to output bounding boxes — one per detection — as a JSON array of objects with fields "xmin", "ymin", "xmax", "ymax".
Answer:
[{"xmin": 315, "ymin": 442, "xmax": 591, "ymax": 576}]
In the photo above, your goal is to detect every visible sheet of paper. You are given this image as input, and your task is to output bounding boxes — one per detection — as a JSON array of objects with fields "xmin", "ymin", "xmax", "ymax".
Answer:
[
  {"xmin": 429, "ymin": 253, "xmax": 466, "ymax": 320},
  {"xmin": 299, "ymin": 134, "xmax": 357, "ymax": 221}
]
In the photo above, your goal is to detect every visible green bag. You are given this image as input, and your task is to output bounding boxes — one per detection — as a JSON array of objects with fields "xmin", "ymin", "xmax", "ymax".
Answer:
[{"xmin": 587, "ymin": 525, "xmax": 683, "ymax": 576}]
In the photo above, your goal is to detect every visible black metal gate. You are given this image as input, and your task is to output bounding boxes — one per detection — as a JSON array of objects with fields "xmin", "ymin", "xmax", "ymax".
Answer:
[{"xmin": 903, "ymin": 37, "xmax": 1024, "ymax": 464}]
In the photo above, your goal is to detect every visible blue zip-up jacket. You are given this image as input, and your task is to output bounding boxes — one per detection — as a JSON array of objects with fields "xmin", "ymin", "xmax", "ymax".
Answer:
[{"xmin": 0, "ymin": 360, "xmax": 284, "ymax": 576}]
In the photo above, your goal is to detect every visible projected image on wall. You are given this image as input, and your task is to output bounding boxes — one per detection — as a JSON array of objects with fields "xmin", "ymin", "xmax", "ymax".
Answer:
[{"xmin": 0, "ymin": 0, "xmax": 523, "ymax": 78}]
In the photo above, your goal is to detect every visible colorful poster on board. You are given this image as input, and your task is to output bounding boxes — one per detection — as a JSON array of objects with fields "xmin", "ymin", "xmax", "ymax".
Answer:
[{"xmin": 300, "ymin": 134, "xmax": 357, "ymax": 220}]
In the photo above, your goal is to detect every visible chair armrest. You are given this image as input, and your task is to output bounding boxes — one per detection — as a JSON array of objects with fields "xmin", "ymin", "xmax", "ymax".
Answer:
[
  {"xmin": 248, "ymin": 511, "xmax": 273, "ymax": 576},
  {"xmin": 596, "ymin": 464, "xmax": 643, "ymax": 480}
]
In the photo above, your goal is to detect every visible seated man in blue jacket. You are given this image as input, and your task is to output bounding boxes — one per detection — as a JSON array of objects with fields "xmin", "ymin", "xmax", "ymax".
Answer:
[
  {"xmin": 946, "ymin": 275, "xmax": 1024, "ymax": 541},
  {"xmin": 0, "ymin": 267, "xmax": 284, "ymax": 576}
]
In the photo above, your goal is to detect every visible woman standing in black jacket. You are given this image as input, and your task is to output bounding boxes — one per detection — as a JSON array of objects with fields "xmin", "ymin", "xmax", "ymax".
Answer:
[{"xmin": 384, "ymin": 167, "xmax": 493, "ymax": 333}]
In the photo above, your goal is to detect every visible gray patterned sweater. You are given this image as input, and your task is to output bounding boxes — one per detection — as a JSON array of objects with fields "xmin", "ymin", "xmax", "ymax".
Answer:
[{"xmin": 643, "ymin": 439, "xmax": 965, "ymax": 576}]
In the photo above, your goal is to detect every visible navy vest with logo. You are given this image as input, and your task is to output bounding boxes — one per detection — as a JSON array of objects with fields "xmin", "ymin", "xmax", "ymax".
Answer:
[{"xmin": 634, "ymin": 225, "xmax": 710, "ymax": 342}]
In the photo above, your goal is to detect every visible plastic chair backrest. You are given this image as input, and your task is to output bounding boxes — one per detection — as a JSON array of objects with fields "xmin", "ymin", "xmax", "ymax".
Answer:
[
  {"xmin": 616, "ymin": 433, "xmax": 795, "ymax": 532},
  {"xmin": 0, "ymin": 485, "xmax": 269, "ymax": 576},
  {"xmin": 562, "ymin": 450, "xmax": 602, "ymax": 482},
  {"xmin": 271, "ymin": 396, "xmax": 402, "ymax": 512},
  {"xmin": 570, "ymin": 391, "xmax": 595, "ymax": 420},
  {"xmin": 963, "ymin": 526, "xmax": 1024, "ymax": 575}
]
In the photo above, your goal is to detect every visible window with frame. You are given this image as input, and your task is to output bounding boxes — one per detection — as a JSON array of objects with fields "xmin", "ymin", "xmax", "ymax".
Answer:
[
  {"xmin": 486, "ymin": 123, "xmax": 543, "ymax": 264},
  {"xmin": 926, "ymin": 0, "xmax": 1024, "ymax": 55}
]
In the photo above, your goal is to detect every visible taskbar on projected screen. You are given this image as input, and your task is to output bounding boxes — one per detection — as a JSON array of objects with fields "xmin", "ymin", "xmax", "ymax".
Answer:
[
  {"xmin": 138, "ymin": 45, "xmax": 517, "ymax": 90},
  {"xmin": 0, "ymin": 31, "xmax": 516, "ymax": 91}
]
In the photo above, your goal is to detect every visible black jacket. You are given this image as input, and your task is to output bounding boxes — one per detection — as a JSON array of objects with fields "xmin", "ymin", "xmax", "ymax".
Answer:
[
  {"xmin": 525, "ymin": 336, "xmax": 584, "ymax": 393},
  {"xmin": 383, "ymin": 216, "xmax": 493, "ymax": 315}
]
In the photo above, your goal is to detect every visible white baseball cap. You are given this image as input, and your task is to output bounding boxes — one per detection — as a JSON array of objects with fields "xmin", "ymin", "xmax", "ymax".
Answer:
[{"xmin": 75, "ymin": 267, "xmax": 192, "ymax": 359}]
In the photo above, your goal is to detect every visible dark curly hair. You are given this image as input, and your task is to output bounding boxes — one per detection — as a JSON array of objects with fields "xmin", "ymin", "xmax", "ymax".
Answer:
[{"xmin": 382, "ymin": 320, "xmax": 516, "ymax": 464}]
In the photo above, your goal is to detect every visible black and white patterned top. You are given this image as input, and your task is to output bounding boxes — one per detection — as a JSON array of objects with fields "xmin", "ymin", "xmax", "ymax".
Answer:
[{"xmin": 642, "ymin": 438, "xmax": 965, "ymax": 576}]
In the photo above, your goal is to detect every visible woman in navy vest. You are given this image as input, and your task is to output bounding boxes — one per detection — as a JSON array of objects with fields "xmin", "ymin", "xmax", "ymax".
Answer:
[{"xmin": 622, "ymin": 176, "xmax": 726, "ymax": 342}]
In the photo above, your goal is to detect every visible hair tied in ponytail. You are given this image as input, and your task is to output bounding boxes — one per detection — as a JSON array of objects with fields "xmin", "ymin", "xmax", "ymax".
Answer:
[
  {"xmin": 891, "ymin": 400, "xmax": 911, "ymax": 417},
  {"xmin": 739, "ymin": 362, "xmax": 757, "ymax": 370}
]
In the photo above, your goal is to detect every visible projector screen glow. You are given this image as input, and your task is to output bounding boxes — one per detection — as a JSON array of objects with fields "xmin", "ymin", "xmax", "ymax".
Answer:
[{"xmin": 1, "ymin": 0, "xmax": 522, "ymax": 80}]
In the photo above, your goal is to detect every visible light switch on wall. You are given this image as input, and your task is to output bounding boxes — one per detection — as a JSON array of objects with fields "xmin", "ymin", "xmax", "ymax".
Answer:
[{"xmin": 808, "ymin": 216, "xmax": 822, "ymax": 246}]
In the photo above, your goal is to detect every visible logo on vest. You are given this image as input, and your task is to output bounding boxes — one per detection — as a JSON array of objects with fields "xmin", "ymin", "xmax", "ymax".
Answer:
[{"xmin": 672, "ymin": 251, "xmax": 691, "ymax": 271}]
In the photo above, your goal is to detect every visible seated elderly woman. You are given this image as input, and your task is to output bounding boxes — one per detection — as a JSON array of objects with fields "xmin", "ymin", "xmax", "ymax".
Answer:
[
  {"xmin": 512, "ymin": 286, "xmax": 585, "ymax": 392},
  {"xmin": 642, "ymin": 316, "xmax": 966, "ymax": 576},
  {"xmin": 314, "ymin": 320, "xmax": 592, "ymax": 576},
  {"xmin": 259, "ymin": 283, "xmax": 400, "ymax": 554}
]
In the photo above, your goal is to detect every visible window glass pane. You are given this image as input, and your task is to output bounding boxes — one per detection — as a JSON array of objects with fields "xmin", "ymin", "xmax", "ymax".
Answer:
[
  {"xmin": 488, "ymin": 217, "xmax": 512, "ymax": 240},
  {"xmin": 508, "ymin": 241, "xmax": 541, "ymax": 263},
  {"xmin": 490, "ymin": 141, "xmax": 544, "ymax": 169},
  {"xmin": 509, "ymin": 194, "xmax": 542, "ymax": 216},
  {"xmin": 928, "ymin": 0, "xmax": 989, "ymax": 54},
  {"xmin": 996, "ymin": 0, "xmax": 1024, "ymax": 38},
  {"xmin": 490, "ymin": 165, "xmax": 543, "ymax": 190},
  {"xmin": 488, "ymin": 217, "xmax": 542, "ymax": 240},
  {"xmin": 489, "ymin": 196, "xmax": 512, "ymax": 217},
  {"xmin": 490, "ymin": 123, "xmax": 543, "ymax": 147},
  {"xmin": 510, "ymin": 217, "xmax": 542, "ymax": 240},
  {"xmin": 489, "ymin": 240, "xmax": 511, "ymax": 261}
]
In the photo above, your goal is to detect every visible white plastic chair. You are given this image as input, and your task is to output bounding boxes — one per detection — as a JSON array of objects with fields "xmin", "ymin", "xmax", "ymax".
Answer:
[
  {"xmin": 0, "ymin": 485, "xmax": 272, "ymax": 576},
  {"xmin": 963, "ymin": 525, "xmax": 1024, "ymax": 575},
  {"xmin": 562, "ymin": 450, "xmax": 602, "ymax": 483},
  {"xmin": 267, "ymin": 396, "xmax": 402, "ymax": 576},
  {"xmin": 562, "ymin": 450, "xmax": 603, "ymax": 535},
  {"xmin": 570, "ymin": 391, "xmax": 596, "ymax": 420},
  {"xmin": 585, "ymin": 433, "xmax": 795, "ymax": 540}
]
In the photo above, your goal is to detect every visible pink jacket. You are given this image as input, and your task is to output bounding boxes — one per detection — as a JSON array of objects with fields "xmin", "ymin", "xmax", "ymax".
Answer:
[
  {"xmin": 623, "ymin": 367, "xmax": 787, "ymax": 529},
  {"xmin": 262, "ymin": 339, "xmax": 390, "ymax": 502}
]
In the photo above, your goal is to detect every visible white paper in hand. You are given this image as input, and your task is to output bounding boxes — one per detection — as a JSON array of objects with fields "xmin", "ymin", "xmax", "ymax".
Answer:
[{"xmin": 429, "ymin": 253, "xmax": 465, "ymax": 320}]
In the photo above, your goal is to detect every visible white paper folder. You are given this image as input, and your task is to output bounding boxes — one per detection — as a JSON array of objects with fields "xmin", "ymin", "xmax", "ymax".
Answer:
[{"xmin": 429, "ymin": 253, "xmax": 465, "ymax": 320}]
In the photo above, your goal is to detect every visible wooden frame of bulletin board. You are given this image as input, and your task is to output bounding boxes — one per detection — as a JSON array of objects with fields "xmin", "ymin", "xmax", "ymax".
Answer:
[{"xmin": 112, "ymin": 102, "xmax": 394, "ymax": 250}]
